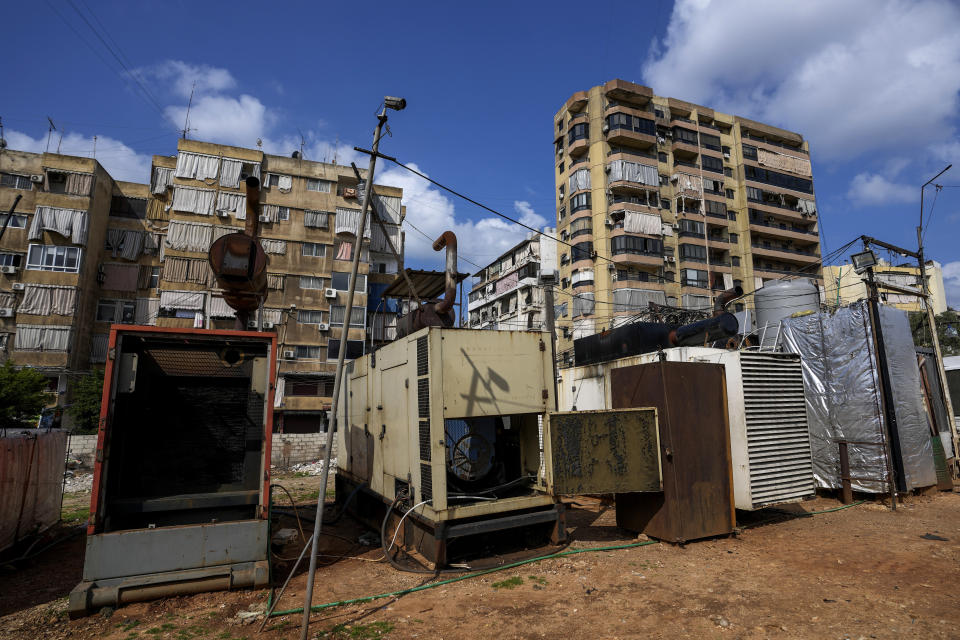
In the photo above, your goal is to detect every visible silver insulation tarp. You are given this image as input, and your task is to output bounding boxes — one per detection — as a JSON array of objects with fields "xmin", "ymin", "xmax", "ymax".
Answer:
[{"xmin": 779, "ymin": 301, "xmax": 936, "ymax": 492}]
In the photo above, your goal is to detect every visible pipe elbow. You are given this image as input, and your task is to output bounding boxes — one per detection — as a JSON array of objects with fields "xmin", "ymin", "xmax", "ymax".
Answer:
[{"xmin": 432, "ymin": 230, "xmax": 457, "ymax": 252}]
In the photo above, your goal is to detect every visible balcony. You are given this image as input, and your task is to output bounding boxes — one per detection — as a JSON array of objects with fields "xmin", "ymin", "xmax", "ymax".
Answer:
[
  {"xmin": 606, "ymin": 126, "xmax": 656, "ymax": 149},
  {"xmin": 568, "ymin": 136, "xmax": 589, "ymax": 157},
  {"xmin": 603, "ymin": 79, "xmax": 653, "ymax": 105},
  {"xmin": 672, "ymin": 140, "xmax": 699, "ymax": 159},
  {"xmin": 753, "ymin": 264, "xmax": 823, "ymax": 279},
  {"xmin": 566, "ymin": 90, "xmax": 589, "ymax": 113},
  {"xmin": 751, "ymin": 243, "xmax": 820, "ymax": 264},
  {"xmin": 747, "ymin": 197, "xmax": 816, "ymax": 221}
]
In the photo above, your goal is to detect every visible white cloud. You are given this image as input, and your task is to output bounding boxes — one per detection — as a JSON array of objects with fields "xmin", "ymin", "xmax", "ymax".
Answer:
[
  {"xmin": 643, "ymin": 0, "xmax": 960, "ymax": 160},
  {"xmin": 4, "ymin": 129, "xmax": 152, "ymax": 183},
  {"xmin": 942, "ymin": 261, "xmax": 960, "ymax": 309},
  {"xmin": 847, "ymin": 173, "xmax": 915, "ymax": 207},
  {"xmin": 376, "ymin": 165, "xmax": 548, "ymax": 269},
  {"xmin": 165, "ymin": 94, "xmax": 272, "ymax": 148},
  {"xmin": 135, "ymin": 60, "xmax": 236, "ymax": 99}
]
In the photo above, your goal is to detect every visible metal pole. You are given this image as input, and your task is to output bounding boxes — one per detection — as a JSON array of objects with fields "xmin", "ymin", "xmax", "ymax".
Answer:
[
  {"xmin": 0, "ymin": 194, "xmax": 23, "ymax": 244},
  {"xmin": 541, "ymin": 273, "xmax": 559, "ymax": 410},
  {"xmin": 865, "ymin": 264, "xmax": 904, "ymax": 505},
  {"xmin": 918, "ymin": 164, "xmax": 956, "ymax": 475},
  {"xmin": 838, "ymin": 441, "xmax": 853, "ymax": 504},
  {"xmin": 299, "ymin": 108, "xmax": 388, "ymax": 640}
]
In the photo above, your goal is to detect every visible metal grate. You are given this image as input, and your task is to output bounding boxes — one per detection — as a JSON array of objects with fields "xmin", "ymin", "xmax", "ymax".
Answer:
[
  {"xmin": 741, "ymin": 353, "xmax": 816, "ymax": 507},
  {"xmin": 417, "ymin": 378, "xmax": 430, "ymax": 418},
  {"xmin": 416, "ymin": 336, "xmax": 428, "ymax": 376},
  {"xmin": 419, "ymin": 419, "xmax": 431, "ymax": 462},
  {"xmin": 420, "ymin": 462, "xmax": 432, "ymax": 502}
]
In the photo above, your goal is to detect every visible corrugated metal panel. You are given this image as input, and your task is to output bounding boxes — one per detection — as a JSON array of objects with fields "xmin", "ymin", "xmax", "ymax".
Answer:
[
  {"xmin": 740, "ymin": 353, "xmax": 815, "ymax": 506},
  {"xmin": 1, "ymin": 430, "xmax": 68, "ymax": 552}
]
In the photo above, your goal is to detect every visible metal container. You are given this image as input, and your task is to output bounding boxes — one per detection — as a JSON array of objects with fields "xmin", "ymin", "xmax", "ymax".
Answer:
[
  {"xmin": 611, "ymin": 361, "xmax": 735, "ymax": 543},
  {"xmin": 69, "ymin": 326, "xmax": 276, "ymax": 617},
  {"xmin": 754, "ymin": 278, "xmax": 819, "ymax": 348}
]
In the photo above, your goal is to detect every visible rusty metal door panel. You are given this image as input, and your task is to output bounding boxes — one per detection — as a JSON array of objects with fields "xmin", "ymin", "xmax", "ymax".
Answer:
[
  {"xmin": 611, "ymin": 362, "xmax": 734, "ymax": 542},
  {"xmin": 82, "ymin": 520, "xmax": 269, "ymax": 581},
  {"xmin": 544, "ymin": 409, "xmax": 661, "ymax": 495}
]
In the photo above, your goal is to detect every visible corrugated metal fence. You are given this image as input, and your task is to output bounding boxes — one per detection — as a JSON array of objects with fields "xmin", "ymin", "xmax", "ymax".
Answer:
[{"xmin": 1, "ymin": 429, "xmax": 67, "ymax": 552}]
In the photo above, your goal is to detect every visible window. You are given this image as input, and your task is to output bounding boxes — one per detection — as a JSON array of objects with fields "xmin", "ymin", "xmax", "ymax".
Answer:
[
  {"xmin": 658, "ymin": 152, "xmax": 667, "ymax": 162},
  {"xmin": 680, "ymin": 244, "xmax": 707, "ymax": 262},
  {"xmin": 278, "ymin": 207, "xmax": 290, "ymax": 221},
  {"xmin": 705, "ymin": 200, "xmax": 727, "ymax": 216},
  {"xmin": 568, "ymin": 217, "xmax": 592, "ymax": 239},
  {"xmin": 298, "ymin": 310, "xmax": 326, "ymax": 325},
  {"xmin": 1, "ymin": 173, "xmax": 33, "ymax": 190},
  {"xmin": 0, "ymin": 252, "xmax": 22, "ymax": 267},
  {"xmin": 570, "ymin": 241, "xmax": 594, "ymax": 262},
  {"xmin": 288, "ymin": 380, "xmax": 322, "ymax": 396},
  {"xmin": 610, "ymin": 236, "xmax": 663, "ymax": 256},
  {"xmin": 148, "ymin": 266, "xmax": 160, "ymax": 289},
  {"xmin": 97, "ymin": 299, "xmax": 136, "ymax": 323},
  {"xmin": 605, "ymin": 113, "xmax": 656, "ymax": 136},
  {"xmin": 300, "ymin": 276, "xmax": 324, "ymax": 290},
  {"xmin": 302, "ymin": 242, "xmax": 326, "ymax": 258},
  {"xmin": 672, "ymin": 127, "xmax": 698, "ymax": 145},
  {"xmin": 555, "ymin": 302, "xmax": 568, "ymax": 317},
  {"xmin": 331, "ymin": 305, "xmax": 365, "ymax": 328},
  {"xmin": 293, "ymin": 345, "xmax": 323, "ymax": 360},
  {"xmin": 744, "ymin": 165, "xmax": 813, "ymax": 193},
  {"xmin": 331, "ymin": 271, "xmax": 366, "ymax": 291},
  {"xmin": 702, "ymin": 156, "xmax": 723, "ymax": 173},
  {"xmin": 110, "ymin": 195, "xmax": 147, "ymax": 219},
  {"xmin": 570, "ymin": 192, "xmax": 591, "ymax": 213},
  {"xmin": 660, "ymin": 198, "xmax": 670, "ymax": 210},
  {"xmin": 568, "ymin": 123, "xmax": 589, "ymax": 144},
  {"xmin": 306, "ymin": 178, "xmax": 333, "ymax": 193},
  {"xmin": 747, "ymin": 186, "xmax": 763, "ymax": 202},
  {"xmin": 742, "ymin": 145, "xmax": 758, "ymax": 160},
  {"xmin": 725, "ymin": 188, "xmax": 735, "ymax": 199},
  {"xmin": 0, "ymin": 213, "xmax": 27, "ymax": 228},
  {"xmin": 732, "ymin": 256, "xmax": 741, "ymax": 267},
  {"xmin": 729, "ymin": 233, "xmax": 738, "ymax": 243},
  {"xmin": 681, "ymin": 268, "xmax": 708, "ymax": 288},
  {"xmin": 723, "ymin": 167, "xmax": 733, "ymax": 177},
  {"xmin": 722, "ymin": 146, "xmax": 731, "ymax": 156},
  {"xmin": 327, "ymin": 339, "xmax": 364, "ymax": 360},
  {"xmin": 700, "ymin": 133, "xmax": 721, "ymax": 151},
  {"xmin": 264, "ymin": 173, "xmax": 291, "ymax": 188},
  {"xmin": 27, "ymin": 244, "xmax": 82, "ymax": 273},
  {"xmin": 678, "ymin": 219, "xmax": 704, "ymax": 237}
]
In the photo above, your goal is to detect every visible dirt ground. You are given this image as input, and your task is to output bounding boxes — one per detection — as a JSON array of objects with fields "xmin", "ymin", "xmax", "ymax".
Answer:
[{"xmin": 2, "ymin": 473, "xmax": 959, "ymax": 640}]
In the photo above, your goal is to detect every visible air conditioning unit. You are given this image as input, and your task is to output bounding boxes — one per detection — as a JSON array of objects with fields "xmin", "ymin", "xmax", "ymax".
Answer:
[
  {"xmin": 601, "ymin": 124, "xmax": 609, "ymax": 134},
  {"xmin": 283, "ymin": 350, "xmax": 296, "ymax": 359},
  {"xmin": 723, "ymin": 152, "xmax": 731, "ymax": 159},
  {"xmin": 247, "ymin": 321, "xmax": 258, "ymax": 329},
  {"xmin": 30, "ymin": 174, "xmax": 44, "ymax": 183},
  {"xmin": 317, "ymin": 323, "xmax": 329, "ymax": 331},
  {"xmin": 0, "ymin": 308, "xmax": 14, "ymax": 317},
  {"xmin": 324, "ymin": 288, "xmax": 337, "ymax": 298},
  {"xmin": 0, "ymin": 265, "xmax": 16, "ymax": 274},
  {"xmin": 672, "ymin": 224, "xmax": 680, "ymax": 231},
  {"xmin": 604, "ymin": 218, "xmax": 613, "ymax": 226},
  {"xmin": 12, "ymin": 282, "xmax": 25, "ymax": 291},
  {"xmin": 604, "ymin": 164, "xmax": 611, "ymax": 173},
  {"xmin": 607, "ymin": 263, "xmax": 616, "ymax": 271},
  {"xmin": 657, "ymin": 136, "xmax": 666, "ymax": 145},
  {"xmin": 217, "ymin": 210, "xmax": 230, "ymax": 218},
  {"xmin": 664, "ymin": 256, "xmax": 675, "ymax": 264},
  {"xmin": 343, "ymin": 188, "xmax": 357, "ymax": 198},
  {"xmin": 263, "ymin": 322, "xmax": 275, "ymax": 329},
  {"xmin": 259, "ymin": 215, "xmax": 271, "ymax": 222}
]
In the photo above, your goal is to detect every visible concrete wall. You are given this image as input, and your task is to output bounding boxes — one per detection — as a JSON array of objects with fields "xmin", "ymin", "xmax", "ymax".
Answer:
[{"xmin": 66, "ymin": 432, "xmax": 336, "ymax": 471}]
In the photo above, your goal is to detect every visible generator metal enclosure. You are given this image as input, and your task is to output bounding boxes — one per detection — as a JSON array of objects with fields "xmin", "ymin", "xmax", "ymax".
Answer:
[
  {"xmin": 336, "ymin": 327, "xmax": 662, "ymax": 563},
  {"xmin": 70, "ymin": 326, "xmax": 276, "ymax": 617},
  {"xmin": 558, "ymin": 347, "xmax": 815, "ymax": 510}
]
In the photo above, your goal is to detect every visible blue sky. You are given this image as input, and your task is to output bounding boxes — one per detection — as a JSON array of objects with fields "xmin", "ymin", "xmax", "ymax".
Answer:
[{"xmin": 4, "ymin": 1, "xmax": 960, "ymax": 306}]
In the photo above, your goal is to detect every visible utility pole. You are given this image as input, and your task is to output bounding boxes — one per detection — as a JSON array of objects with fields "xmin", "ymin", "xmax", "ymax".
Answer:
[
  {"xmin": 918, "ymin": 164, "xmax": 956, "ymax": 474},
  {"xmin": 540, "ymin": 271, "xmax": 559, "ymax": 410},
  {"xmin": 862, "ymin": 252, "xmax": 902, "ymax": 509},
  {"xmin": 298, "ymin": 97, "xmax": 405, "ymax": 640}
]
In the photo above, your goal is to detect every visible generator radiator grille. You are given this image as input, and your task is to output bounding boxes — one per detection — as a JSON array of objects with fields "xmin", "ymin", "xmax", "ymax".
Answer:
[
  {"xmin": 741, "ymin": 353, "xmax": 815, "ymax": 507},
  {"xmin": 419, "ymin": 419, "xmax": 431, "ymax": 462},
  {"xmin": 416, "ymin": 336, "xmax": 428, "ymax": 376},
  {"xmin": 417, "ymin": 379, "xmax": 430, "ymax": 418},
  {"xmin": 420, "ymin": 462, "xmax": 433, "ymax": 502}
]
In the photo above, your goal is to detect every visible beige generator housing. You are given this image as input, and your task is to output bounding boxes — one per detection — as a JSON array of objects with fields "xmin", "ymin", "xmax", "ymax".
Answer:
[{"xmin": 335, "ymin": 327, "xmax": 661, "ymax": 566}]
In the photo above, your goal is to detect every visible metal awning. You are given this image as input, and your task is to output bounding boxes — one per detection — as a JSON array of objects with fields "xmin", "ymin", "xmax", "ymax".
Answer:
[{"xmin": 382, "ymin": 268, "xmax": 470, "ymax": 300}]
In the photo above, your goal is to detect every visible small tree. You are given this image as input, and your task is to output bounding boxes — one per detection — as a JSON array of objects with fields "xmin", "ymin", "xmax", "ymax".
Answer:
[
  {"xmin": 0, "ymin": 360, "xmax": 50, "ymax": 429},
  {"xmin": 67, "ymin": 368, "xmax": 104, "ymax": 434},
  {"xmin": 910, "ymin": 310, "xmax": 960, "ymax": 356}
]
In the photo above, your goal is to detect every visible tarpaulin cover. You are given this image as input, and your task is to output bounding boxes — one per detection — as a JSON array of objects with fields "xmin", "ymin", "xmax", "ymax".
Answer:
[
  {"xmin": 0, "ymin": 429, "xmax": 67, "ymax": 552},
  {"xmin": 780, "ymin": 302, "xmax": 936, "ymax": 492}
]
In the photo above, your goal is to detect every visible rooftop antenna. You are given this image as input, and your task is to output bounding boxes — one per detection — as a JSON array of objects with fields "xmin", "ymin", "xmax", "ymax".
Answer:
[
  {"xmin": 297, "ymin": 128, "xmax": 306, "ymax": 161},
  {"xmin": 92, "ymin": 135, "xmax": 97, "ymax": 159},
  {"xmin": 45, "ymin": 117, "xmax": 57, "ymax": 153},
  {"xmin": 181, "ymin": 81, "xmax": 196, "ymax": 140},
  {"xmin": 56, "ymin": 127, "xmax": 64, "ymax": 154},
  {"xmin": 0, "ymin": 116, "xmax": 6, "ymax": 149},
  {"xmin": 256, "ymin": 137, "xmax": 263, "ymax": 150},
  {"xmin": 332, "ymin": 134, "xmax": 339, "ymax": 165}
]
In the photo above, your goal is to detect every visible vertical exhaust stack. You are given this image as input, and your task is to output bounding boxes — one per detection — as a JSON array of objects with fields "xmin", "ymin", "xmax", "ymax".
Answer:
[
  {"xmin": 433, "ymin": 231, "xmax": 457, "ymax": 315},
  {"xmin": 244, "ymin": 176, "xmax": 260, "ymax": 238},
  {"xmin": 395, "ymin": 231, "xmax": 458, "ymax": 338}
]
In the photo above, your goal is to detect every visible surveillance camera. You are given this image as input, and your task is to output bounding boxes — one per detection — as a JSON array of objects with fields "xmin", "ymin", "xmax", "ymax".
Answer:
[{"xmin": 384, "ymin": 96, "xmax": 406, "ymax": 111}]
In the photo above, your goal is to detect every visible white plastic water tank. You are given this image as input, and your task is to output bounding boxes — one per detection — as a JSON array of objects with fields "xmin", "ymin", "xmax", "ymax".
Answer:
[{"xmin": 754, "ymin": 279, "xmax": 820, "ymax": 348}]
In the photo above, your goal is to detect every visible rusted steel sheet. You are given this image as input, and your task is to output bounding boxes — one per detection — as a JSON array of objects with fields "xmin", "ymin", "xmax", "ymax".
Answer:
[
  {"xmin": 0, "ymin": 429, "xmax": 67, "ymax": 552},
  {"xmin": 611, "ymin": 362, "xmax": 735, "ymax": 542},
  {"xmin": 545, "ymin": 409, "xmax": 661, "ymax": 495}
]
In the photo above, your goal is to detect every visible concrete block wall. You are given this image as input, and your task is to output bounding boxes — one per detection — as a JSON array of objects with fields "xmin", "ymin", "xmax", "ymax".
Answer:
[
  {"xmin": 66, "ymin": 434, "xmax": 98, "ymax": 470},
  {"xmin": 66, "ymin": 432, "xmax": 335, "ymax": 471},
  {"xmin": 271, "ymin": 432, "xmax": 336, "ymax": 469}
]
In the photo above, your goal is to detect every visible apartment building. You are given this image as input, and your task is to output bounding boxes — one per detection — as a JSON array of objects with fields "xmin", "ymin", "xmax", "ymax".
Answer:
[
  {"xmin": 823, "ymin": 260, "xmax": 948, "ymax": 314},
  {"xmin": 0, "ymin": 139, "xmax": 404, "ymax": 432},
  {"xmin": 553, "ymin": 79, "xmax": 821, "ymax": 363},
  {"xmin": 467, "ymin": 229, "xmax": 557, "ymax": 331}
]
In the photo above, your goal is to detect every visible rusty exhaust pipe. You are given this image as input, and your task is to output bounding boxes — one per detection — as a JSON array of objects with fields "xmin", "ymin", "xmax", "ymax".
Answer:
[
  {"xmin": 432, "ymin": 231, "xmax": 457, "ymax": 315},
  {"xmin": 713, "ymin": 286, "xmax": 743, "ymax": 316},
  {"xmin": 244, "ymin": 176, "xmax": 260, "ymax": 238}
]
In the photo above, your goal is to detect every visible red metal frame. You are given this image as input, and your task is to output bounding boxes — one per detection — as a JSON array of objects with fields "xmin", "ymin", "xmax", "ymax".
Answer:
[{"xmin": 88, "ymin": 325, "xmax": 278, "ymax": 535}]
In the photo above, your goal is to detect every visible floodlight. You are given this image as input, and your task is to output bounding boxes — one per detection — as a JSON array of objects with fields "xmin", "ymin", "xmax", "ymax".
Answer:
[
  {"xmin": 384, "ymin": 96, "xmax": 407, "ymax": 111},
  {"xmin": 851, "ymin": 250, "xmax": 878, "ymax": 274}
]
